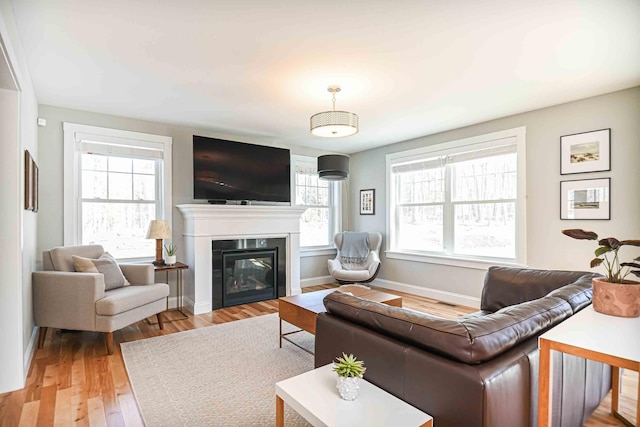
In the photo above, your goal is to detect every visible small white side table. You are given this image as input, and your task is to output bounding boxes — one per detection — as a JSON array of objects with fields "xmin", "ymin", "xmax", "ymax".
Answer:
[
  {"xmin": 538, "ymin": 305, "xmax": 640, "ymax": 427},
  {"xmin": 275, "ymin": 364, "xmax": 433, "ymax": 427}
]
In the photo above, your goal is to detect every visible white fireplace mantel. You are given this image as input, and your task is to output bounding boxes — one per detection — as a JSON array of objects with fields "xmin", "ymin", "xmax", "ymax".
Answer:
[{"xmin": 177, "ymin": 204, "xmax": 306, "ymax": 315}]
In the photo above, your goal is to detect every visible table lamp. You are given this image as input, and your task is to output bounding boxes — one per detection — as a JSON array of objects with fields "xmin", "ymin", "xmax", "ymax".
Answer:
[{"xmin": 146, "ymin": 220, "xmax": 172, "ymax": 265}]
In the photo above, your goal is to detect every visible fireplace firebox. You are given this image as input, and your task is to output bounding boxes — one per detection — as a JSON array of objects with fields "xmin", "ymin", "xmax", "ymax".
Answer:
[{"xmin": 212, "ymin": 238, "xmax": 286, "ymax": 309}]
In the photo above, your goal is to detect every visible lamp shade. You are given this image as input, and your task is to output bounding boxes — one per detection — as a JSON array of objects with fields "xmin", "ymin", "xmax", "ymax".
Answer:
[
  {"xmin": 318, "ymin": 154, "xmax": 349, "ymax": 181},
  {"xmin": 146, "ymin": 220, "xmax": 171, "ymax": 239},
  {"xmin": 310, "ymin": 111, "xmax": 359, "ymax": 138}
]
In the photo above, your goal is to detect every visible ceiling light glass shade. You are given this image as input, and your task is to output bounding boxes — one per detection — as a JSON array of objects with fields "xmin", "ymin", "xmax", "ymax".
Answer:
[
  {"xmin": 310, "ymin": 111, "xmax": 359, "ymax": 137},
  {"xmin": 318, "ymin": 154, "xmax": 349, "ymax": 180}
]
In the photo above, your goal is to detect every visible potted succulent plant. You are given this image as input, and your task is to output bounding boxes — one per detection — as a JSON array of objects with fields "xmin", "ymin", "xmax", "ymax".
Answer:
[
  {"xmin": 164, "ymin": 242, "xmax": 178, "ymax": 265},
  {"xmin": 333, "ymin": 353, "xmax": 366, "ymax": 401},
  {"xmin": 562, "ymin": 229, "xmax": 640, "ymax": 317}
]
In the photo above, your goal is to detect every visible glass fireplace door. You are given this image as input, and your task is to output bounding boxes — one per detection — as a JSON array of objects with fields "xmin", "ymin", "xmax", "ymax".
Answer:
[{"xmin": 221, "ymin": 249, "xmax": 277, "ymax": 307}]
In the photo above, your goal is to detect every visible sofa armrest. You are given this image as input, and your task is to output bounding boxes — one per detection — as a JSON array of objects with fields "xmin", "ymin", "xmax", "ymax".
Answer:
[
  {"xmin": 32, "ymin": 271, "xmax": 105, "ymax": 331},
  {"xmin": 120, "ymin": 264, "xmax": 154, "ymax": 285}
]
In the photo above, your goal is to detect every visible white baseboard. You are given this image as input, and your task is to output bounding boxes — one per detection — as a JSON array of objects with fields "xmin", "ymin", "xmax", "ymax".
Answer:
[
  {"xmin": 24, "ymin": 326, "xmax": 38, "ymax": 381},
  {"xmin": 371, "ymin": 278, "xmax": 481, "ymax": 309},
  {"xmin": 300, "ymin": 275, "xmax": 334, "ymax": 288}
]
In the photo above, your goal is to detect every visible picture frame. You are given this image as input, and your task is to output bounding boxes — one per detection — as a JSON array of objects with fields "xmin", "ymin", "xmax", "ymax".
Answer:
[
  {"xmin": 560, "ymin": 178, "xmax": 610, "ymax": 220},
  {"xmin": 560, "ymin": 128, "xmax": 610, "ymax": 175},
  {"xmin": 359, "ymin": 189, "xmax": 375, "ymax": 215},
  {"xmin": 24, "ymin": 150, "xmax": 38, "ymax": 212},
  {"xmin": 33, "ymin": 162, "xmax": 39, "ymax": 213}
]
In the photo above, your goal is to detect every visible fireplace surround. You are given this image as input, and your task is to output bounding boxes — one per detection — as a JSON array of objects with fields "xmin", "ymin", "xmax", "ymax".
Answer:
[{"xmin": 177, "ymin": 204, "xmax": 306, "ymax": 315}]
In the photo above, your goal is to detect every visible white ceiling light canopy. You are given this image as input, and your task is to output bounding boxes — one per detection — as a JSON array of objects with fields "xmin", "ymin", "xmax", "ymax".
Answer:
[{"xmin": 310, "ymin": 85, "xmax": 359, "ymax": 138}]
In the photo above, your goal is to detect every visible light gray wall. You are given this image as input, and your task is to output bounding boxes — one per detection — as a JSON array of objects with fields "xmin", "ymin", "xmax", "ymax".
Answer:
[
  {"xmin": 36, "ymin": 88, "xmax": 640, "ymax": 301},
  {"xmin": 37, "ymin": 105, "xmax": 333, "ymax": 280},
  {"xmin": 0, "ymin": 0, "xmax": 40, "ymax": 393},
  {"xmin": 349, "ymin": 86, "xmax": 640, "ymax": 299}
]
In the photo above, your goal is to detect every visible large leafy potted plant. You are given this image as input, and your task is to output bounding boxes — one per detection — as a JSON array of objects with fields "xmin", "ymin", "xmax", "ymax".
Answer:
[{"xmin": 562, "ymin": 229, "xmax": 640, "ymax": 317}]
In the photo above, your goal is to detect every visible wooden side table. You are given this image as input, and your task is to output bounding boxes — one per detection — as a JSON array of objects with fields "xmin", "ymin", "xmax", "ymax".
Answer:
[
  {"xmin": 538, "ymin": 306, "xmax": 640, "ymax": 427},
  {"xmin": 153, "ymin": 261, "xmax": 189, "ymax": 322}
]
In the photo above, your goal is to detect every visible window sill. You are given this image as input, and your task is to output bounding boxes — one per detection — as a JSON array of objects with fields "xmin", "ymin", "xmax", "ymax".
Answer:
[
  {"xmin": 300, "ymin": 247, "xmax": 337, "ymax": 258},
  {"xmin": 118, "ymin": 257, "xmax": 155, "ymax": 264},
  {"xmin": 385, "ymin": 250, "xmax": 526, "ymax": 271}
]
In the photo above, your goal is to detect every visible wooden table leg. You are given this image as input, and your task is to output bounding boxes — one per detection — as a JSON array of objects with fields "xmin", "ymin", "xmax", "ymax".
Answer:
[
  {"xmin": 276, "ymin": 395, "xmax": 284, "ymax": 427},
  {"xmin": 637, "ymin": 371, "xmax": 640, "ymax": 427},
  {"xmin": 612, "ymin": 366, "xmax": 620, "ymax": 415},
  {"xmin": 538, "ymin": 338, "xmax": 553, "ymax": 427},
  {"xmin": 611, "ymin": 367, "xmax": 637, "ymax": 427},
  {"xmin": 279, "ymin": 318, "xmax": 282, "ymax": 348}
]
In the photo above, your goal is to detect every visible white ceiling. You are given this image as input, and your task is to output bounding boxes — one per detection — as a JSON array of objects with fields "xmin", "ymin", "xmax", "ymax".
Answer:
[{"xmin": 10, "ymin": 0, "xmax": 640, "ymax": 154}]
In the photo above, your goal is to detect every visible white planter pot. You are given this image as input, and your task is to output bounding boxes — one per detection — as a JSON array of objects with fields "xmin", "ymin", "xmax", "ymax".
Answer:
[
  {"xmin": 336, "ymin": 376, "xmax": 362, "ymax": 401},
  {"xmin": 165, "ymin": 255, "xmax": 177, "ymax": 265}
]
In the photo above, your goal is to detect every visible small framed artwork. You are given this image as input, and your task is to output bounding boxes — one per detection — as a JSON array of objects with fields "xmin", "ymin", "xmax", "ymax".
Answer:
[
  {"xmin": 560, "ymin": 128, "xmax": 610, "ymax": 175},
  {"xmin": 33, "ymin": 162, "xmax": 39, "ymax": 213},
  {"xmin": 560, "ymin": 178, "xmax": 610, "ymax": 220},
  {"xmin": 24, "ymin": 150, "xmax": 39, "ymax": 212},
  {"xmin": 359, "ymin": 189, "xmax": 375, "ymax": 215}
]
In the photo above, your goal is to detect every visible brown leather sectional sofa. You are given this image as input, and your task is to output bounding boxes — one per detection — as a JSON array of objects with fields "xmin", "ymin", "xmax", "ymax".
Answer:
[{"xmin": 315, "ymin": 267, "xmax": 611, "ymax": 427}]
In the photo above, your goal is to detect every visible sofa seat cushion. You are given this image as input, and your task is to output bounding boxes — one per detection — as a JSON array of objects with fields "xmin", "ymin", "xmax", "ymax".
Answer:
[
  {"xmin": 323, "ymin": 291, "xmax": 572, "ymax": 364},
  {"xmin": 96, "ymin": 284, "xmax": 169, "ymax": 316},
  {"xmin": 73, "ymin": 253, "xmax": 131, "ymax": 290}
]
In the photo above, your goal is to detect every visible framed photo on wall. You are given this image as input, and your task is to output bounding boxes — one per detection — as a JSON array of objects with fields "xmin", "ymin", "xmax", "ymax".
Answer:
[
  {"xmin": 560, "ymin": 178, "xmax": 610, "ymax": 220},
  {"xmin": 359, "ymin": 189, "xmax": 375, "ymax": 215},
  {"xmin": 24, "ymin": 150, "xmax": 38, "ymax": 212},
  {"xmin": 560, "ymin": 128, "xmax": 610, "ymax": 175}
]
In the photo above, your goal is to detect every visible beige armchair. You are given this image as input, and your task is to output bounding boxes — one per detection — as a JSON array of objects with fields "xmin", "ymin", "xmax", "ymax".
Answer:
[
  {"xmin": 33, "ymin": 245, "xmax": 170, "ymax": 354},
  {"xmin": 328, "ymin": 232, "xmax": 382, "ymax": 284}
]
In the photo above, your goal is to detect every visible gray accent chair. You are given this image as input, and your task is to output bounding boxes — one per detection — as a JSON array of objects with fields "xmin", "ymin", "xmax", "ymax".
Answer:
[
  {"xmin": 33, "ymin": 245, "xmax": 170, "ymax": 354},
  {"xmin": 327, "ymin": 232, "xmax": 382, "ymax": 284}
]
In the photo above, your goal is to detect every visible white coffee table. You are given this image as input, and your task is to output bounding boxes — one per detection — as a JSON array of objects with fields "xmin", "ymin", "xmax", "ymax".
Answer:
[{"xmin": 275, "ymin": 364, "xmax": 433, "ymax": 427}]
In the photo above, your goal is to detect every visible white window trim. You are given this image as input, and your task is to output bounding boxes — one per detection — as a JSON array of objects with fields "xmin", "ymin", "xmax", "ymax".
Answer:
[
  {"xmin": 291, "ymin": 154, "xmax": 342, "ymax": 252},
  {"xmin": 385, "ymin": 126, "xmax": 527, "ymax": 269},
  {"xmin": 300, "ymin": 247, "xmax": 338, "ymax": 257},
  {"xmin": 63, "ymin": 123, "xmax": 173, "ymax": 259}
]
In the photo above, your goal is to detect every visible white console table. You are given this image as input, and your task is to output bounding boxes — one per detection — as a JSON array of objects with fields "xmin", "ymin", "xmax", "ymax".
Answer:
[
  {"xmin": 276, "ymin": 364, "xmax": 433, "ymax": 426},
  {"xmin": 538, "ymin": 306, "xmax": 640, "ymax": 427}
]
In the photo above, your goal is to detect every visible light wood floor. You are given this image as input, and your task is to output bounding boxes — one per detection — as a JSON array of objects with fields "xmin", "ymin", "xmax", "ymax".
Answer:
[{"xmin": 0, "ymin": 284, "xmax": 635, "ymax": 426}]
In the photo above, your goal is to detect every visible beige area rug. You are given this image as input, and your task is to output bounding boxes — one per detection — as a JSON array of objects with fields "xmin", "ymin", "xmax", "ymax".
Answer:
[{"xmin": 121, "ymin": 314, "xmax": 314, "ymax": 426}]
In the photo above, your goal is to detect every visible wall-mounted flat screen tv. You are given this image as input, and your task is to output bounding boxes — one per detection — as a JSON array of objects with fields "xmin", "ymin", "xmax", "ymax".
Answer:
[{"xmin": 193, "ymin": 135, "xmax": 291, "ymax": 203}]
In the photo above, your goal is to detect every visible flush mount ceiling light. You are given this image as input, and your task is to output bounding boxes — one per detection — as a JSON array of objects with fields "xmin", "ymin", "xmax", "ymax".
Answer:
[{"xmin": 310, "ymin": 85, "xmax": 359, "ymax": 138}]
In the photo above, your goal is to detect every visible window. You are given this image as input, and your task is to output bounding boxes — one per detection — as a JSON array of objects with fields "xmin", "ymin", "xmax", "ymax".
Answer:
[
  {"xmin": 292, "ymin": 155, "xmax": 341, "ymax": 249},
  {"xmin": 387, "ymin": 127, "xmax": 526, "ymax": 267},
  {"xmin": 64, "ymin": 123, "xmax": 172, "ymax": 260}
]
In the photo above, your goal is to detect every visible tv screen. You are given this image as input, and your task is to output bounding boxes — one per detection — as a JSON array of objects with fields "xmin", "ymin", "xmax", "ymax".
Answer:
[{"xmin": 193, "ymin": 136, "xmax": 291, "ymax": 203}]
